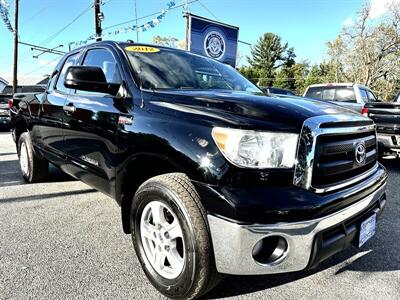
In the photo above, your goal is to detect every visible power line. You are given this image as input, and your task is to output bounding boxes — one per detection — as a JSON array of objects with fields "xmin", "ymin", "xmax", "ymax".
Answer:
[
  {"xmin": 195, "ymin": 0, "xmax": 251, "ymax": 46},
  {"xmin": 20, "ymin": 3, "xmax": 92, "ymax": 76},
  {"xmin": 18, "ymin": 41, "xmax": 66, "ymax": 57},
  {"xmin": 23, "ymin": 56, "xmax": 60, "ymax": 76},
  {"xmin": 102, "ymin": 0, "xmax": 199, "ymax": 31},
  {"xmin": 20, "ymin": 6, "xmax": 49, "ymax": 27},
  {"xmin": 197, "ymin": 0, "xmax": 219, "ymax": 21},
  {"xmin": 40, "ymin": 3, "xmax": 92, "ymax": 47},
  {"xmin": 102, "ymin": 0, "xmax": 114, "ymax": 5}
]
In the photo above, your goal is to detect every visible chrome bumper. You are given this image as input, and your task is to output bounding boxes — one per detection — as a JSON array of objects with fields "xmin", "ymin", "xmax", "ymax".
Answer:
[
  {"xmin": 377, "ymin": 133, "xmax": 400, "ymax": 151},
  {"xmin": 207, "ymin": 182, "xmax": 386, "ymax": 275}
]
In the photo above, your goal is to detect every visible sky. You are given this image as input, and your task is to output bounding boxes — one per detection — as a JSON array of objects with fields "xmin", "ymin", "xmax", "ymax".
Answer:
[{"xmin": 0, "ymin": 0, "xmax": 390, "ymax": 84}]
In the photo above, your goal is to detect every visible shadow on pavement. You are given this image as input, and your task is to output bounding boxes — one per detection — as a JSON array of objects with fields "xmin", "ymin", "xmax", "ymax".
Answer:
[
  {"xmin": 0, "ymin": 152, "xmax": 16, "ymax": 156},
  {"xmin": 381, "ymin": 157, "xmax": 400, "ymax": 172},
  {"xmin": 206, "ymin": 159, "xmax": 400, "ymax": 299},
  {"xmin": 0, "ymin": 159, "xmax": 76, "ymax": 188},
  {"xmin": 0, "ymin": 188, "xmax": 97, "ymax": 204}
]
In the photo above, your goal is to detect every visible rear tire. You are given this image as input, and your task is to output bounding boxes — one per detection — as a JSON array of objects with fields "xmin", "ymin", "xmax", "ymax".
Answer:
[
  {"xmin": 131, "ymin": 173, "xmax": 220, "ymax": 299},
  {"xmin": 18, "ymin": 132, "xmax": 49, "ymax": 183}
]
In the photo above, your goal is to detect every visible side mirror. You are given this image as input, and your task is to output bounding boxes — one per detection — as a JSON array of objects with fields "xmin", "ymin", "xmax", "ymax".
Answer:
[{"xmin": 64, "ymin": 66, "xmax": 120, "ymax": 96}]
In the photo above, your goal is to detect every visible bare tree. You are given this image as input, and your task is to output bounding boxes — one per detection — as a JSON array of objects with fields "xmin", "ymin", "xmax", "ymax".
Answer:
[{"xmin": 327, "ymin": 2, "xmax": 400, "ymax": 100}]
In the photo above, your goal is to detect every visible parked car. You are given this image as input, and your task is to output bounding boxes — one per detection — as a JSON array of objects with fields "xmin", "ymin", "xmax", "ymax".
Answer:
[
  {"xmin": 0, "ymin": 77, "xmax": 7, "ymax": 92},
  {"xmin": 303, "ymin": 83, "xmax": 378, "ymax": 113},
  {"xmin": 11, "ymin": 42, "xmax": 387, "ymax": 299},
  {"xmin": 261, "ymin": 86, "xmax": 296, "ymax": 96},
  {"xmin": 363, "ymin": 91, "xmax": 400, "ymax": 158},
  {"xmin": 1, "ymin": 84, "xmax": 46, "ymax": 129}
]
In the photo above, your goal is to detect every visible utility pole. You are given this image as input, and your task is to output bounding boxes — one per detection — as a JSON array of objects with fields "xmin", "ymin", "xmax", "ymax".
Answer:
[
  {"xmin": 94, "ymin": 0, "xmax": 103, "ymax": 41},
  {"xmin": 134, "ymin": 0, "xmax": 139, "ymax": 42},
  {"xmin": 184, "ymin": 0, "xmax": 190, "ymax": 51},
  {"xmin": 184, "ymin": 0, "xmax": 189, "ymax": 13},
  {"xmin": 12, "ymin": 0, "xmax": 19, "ymax": 94}
]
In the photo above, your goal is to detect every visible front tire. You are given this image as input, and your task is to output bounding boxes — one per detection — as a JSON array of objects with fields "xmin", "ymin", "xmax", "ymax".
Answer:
[
  {"xmin": 18, "ymin": 132, "xmax": 49, "ymax": 183},
  {"xmin": 131, "ymin": 173, "xmax": 220, "ymax": 299}
]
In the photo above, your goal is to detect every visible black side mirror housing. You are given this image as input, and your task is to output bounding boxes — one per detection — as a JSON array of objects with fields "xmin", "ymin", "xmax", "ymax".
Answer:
[{"xmin": 64, "ymin": 66, "xmax": 120, "ymax": 96}]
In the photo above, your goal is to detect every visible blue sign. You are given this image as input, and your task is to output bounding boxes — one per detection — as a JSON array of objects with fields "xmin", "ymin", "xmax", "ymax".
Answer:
[{"xmin": 188, "ymin": 14, "xmax": 239, "ymax": 67}]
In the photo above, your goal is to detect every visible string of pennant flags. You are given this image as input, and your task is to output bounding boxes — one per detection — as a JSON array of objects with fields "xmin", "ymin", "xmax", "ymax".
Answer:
[
  {"xmin": 0, "ymin": 0, "xmax": 14, "ymax": 33},
  {"xmin": 68, "ymin": 0, "xmax": 176, "ymax": 48}
]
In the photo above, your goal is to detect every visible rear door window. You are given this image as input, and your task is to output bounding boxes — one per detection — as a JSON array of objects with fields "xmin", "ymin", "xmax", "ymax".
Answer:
[
  {"xmin": 55, "ymin": 53, "xmax": 80, "ymax": 94},
  {"xmin": 47, "ymin": 72, "xmax": 58, "ymax": 92},
  {"xmin": 322, "ymin": 88, "xmax": 335, "ymax": 101},
  {"xmin": 335, "ymin": 87, "xmax": 356, "ymax": 103},
  {"xmin": 305, "ymin": 87, "xmax": 323, "ymax": 99},
  {"xmin": 360, "ymin": 89, "xmax": 369, "ymax": 103},
  {"xmin": 366, "ymin": 90, "xmax": 378, "ymax": 102}
]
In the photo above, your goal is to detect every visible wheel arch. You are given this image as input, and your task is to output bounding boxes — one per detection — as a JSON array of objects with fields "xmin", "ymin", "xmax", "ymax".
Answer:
[
  {"xmin": 119, "ymin": 154, "xmax": 191, "ymax": 234},
  {"xmin": 14, "ymin": 117, "xmax": 29, "ymax": 145}
]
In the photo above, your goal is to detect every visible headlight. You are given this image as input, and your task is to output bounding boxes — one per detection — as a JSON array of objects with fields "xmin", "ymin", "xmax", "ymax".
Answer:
[{"xmin": 211, "ymin": 127, "xmax": 298, "ymax": 169}]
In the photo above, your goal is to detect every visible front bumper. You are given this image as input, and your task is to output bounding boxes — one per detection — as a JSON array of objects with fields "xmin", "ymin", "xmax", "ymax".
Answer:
[
  {"xmin": 377, "ymin": 133, "xmax": 400, "ymax": 153},
  {"xmin": 208, "ymin": 181, "xmax": 386, "ymax": 275}
]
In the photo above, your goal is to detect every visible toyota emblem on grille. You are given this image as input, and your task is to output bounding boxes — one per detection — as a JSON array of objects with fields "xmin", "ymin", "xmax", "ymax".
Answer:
[{"xmin": 355, "ymin": 142, "xmax": 366, "ymax": 166}]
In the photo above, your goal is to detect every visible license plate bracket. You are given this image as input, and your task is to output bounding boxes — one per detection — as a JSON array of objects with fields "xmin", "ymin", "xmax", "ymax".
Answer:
[{"xmin": 358, "ymin": 213, "xmax": 376, "ymax": 247}]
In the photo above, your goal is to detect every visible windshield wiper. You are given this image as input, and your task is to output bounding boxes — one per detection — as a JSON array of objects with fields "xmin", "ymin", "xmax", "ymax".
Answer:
[{"xmin": 177, "ymin": 86, "xmax": 197, "ymax": 90}]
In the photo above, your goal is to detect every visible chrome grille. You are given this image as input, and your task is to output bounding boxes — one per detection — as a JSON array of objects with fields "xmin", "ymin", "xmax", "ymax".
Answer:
[
  {"xmin": 294, "ymin": 115, "xmax": 377, "ymax": 193},
  {"xmin": 312, "ymin": 131, "xmax": 377, "ymax": 187}
]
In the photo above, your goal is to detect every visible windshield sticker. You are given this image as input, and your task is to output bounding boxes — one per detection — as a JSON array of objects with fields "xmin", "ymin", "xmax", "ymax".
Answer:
[{"xmin": 125, "ymin": 46, "xmax": 160, "ymax": 53}]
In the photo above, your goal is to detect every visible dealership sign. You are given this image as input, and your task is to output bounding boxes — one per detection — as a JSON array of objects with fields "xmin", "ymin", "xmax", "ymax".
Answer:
[{"xmin": 187, "ymin": 14, "xmax": 239, "ymax": 67}]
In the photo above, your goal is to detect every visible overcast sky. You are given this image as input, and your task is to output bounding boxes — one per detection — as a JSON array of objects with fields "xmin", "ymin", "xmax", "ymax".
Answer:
[{"xmin": 0, "ymin": 0, "xmax": 397, "ymax": 84}]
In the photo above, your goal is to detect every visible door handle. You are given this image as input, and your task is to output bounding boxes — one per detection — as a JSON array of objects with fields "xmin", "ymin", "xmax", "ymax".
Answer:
[{"xmin": 63, "ymin": 103, "xmax": 76, "ymax": 115}]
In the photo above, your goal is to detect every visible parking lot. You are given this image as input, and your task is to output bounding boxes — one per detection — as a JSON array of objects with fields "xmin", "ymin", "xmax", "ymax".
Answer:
[{"xmin": 0, "ymin": 131, "xmax": 399, "ymax": 299}]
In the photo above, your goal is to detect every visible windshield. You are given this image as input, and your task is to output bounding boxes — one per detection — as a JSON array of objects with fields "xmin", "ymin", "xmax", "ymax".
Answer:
[{"xmin": 125, "ymin": 47, "xmax": 262, "ymax": 94}]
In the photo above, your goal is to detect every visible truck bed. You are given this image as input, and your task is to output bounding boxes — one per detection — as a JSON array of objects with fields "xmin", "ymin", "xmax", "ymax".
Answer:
[{"xmin": 365, "ymin": 102, "xmax": 400, "ymax": 134}]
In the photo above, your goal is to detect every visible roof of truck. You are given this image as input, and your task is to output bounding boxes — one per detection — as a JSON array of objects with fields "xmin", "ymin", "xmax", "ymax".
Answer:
[
  {"xmin": 306, "ymin": 83, "xmax": 370, "ymax": 89},
  {"xmin": 70, "ymin": 40, "xmax": 187, "ymax": 54}
]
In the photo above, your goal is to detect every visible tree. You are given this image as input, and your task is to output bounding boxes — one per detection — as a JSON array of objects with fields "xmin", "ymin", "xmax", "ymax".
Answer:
[
  {"xmin": 291, "ymin": 62, "xmax": 310, "ymax": 94},
  {"xmin": 237, "ymin": 66, "xmax": 261, "ymax": 84},
  {"xmin": 247, "ymin": 33, "xmax": 295, "ymax": 86},
  {"xmin": 326, "ymin": 2, "xmax": 400, "ymax": 100},
  {"xmin": 304, "ymin": 65, "xmax": 324, "ymax": 87},
  {"xmin": 273, "ymin": 48, "xmax": 297, "ymax": 89},
  {"xmin": 152, "ymin": 36, "xmax": 185, "ymax": 49}
]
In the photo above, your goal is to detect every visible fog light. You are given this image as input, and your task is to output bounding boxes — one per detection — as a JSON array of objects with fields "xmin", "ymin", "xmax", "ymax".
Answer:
[{"xmin": 252, "ymin": 236, "xmax": 288, "ymax": 265}]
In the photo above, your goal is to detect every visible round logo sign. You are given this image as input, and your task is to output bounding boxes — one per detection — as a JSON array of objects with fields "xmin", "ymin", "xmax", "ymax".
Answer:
[
  {"xmin": 355, "ymin": 142, "xmax": 367, "ymax": 166},
  {"xmin": 204, "ymin": 31, "xmax": 226, "ymax": 60}
]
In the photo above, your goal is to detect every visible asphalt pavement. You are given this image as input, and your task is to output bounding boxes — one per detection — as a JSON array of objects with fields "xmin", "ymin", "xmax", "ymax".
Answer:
[{"xmin": 0, "ymin": 131, "xmax": 399, "ymax": 299}]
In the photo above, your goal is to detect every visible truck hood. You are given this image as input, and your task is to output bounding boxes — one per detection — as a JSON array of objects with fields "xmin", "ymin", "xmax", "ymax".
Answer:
[{"xmin": 148, "ymin": 90, "xmax": 360, "ymax": 132}]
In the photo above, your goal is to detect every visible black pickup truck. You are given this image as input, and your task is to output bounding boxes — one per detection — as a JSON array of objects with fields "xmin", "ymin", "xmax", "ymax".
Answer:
[
  {"xmin": 10, "ymin": 41, "xmax": 388, "ymax": 299},
  {"xmin": 1, "ymin": 85, "xmax": 46, "ymax": 128},
  {"xmin": 364, "ymin": 94, "xmax": 400, "ymax": 158}
]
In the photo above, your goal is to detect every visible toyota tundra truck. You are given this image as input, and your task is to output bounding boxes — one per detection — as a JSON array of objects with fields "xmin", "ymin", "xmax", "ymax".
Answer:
[{"xmin": 10, "ymin": 41, "xmax": 387, "ymax": 299}]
